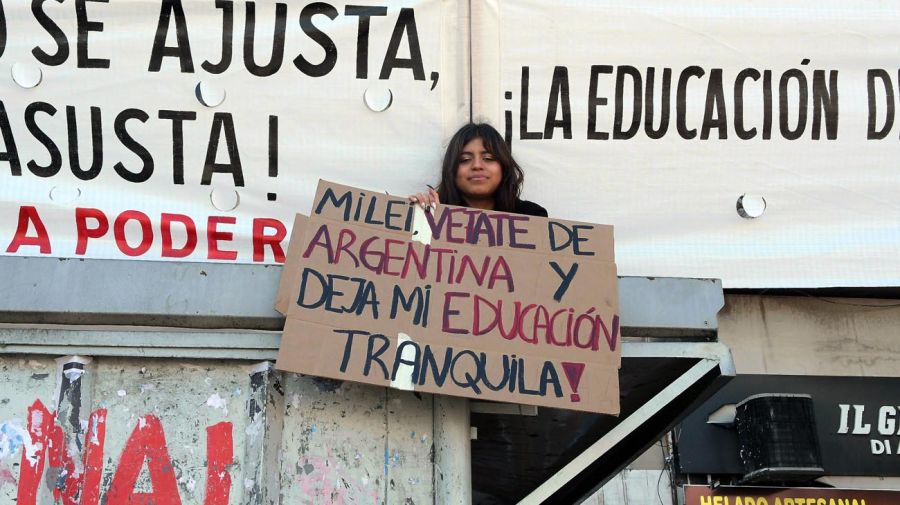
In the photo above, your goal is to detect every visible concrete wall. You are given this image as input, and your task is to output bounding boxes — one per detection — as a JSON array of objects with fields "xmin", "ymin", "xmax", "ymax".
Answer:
[
  {"xmin": 582, "ymin": 441, "xmax": 673, "ymax": 505},
  {"xmin": 718, "ymin": 294, "xmax": 900, "ymax": 376},
  {"xmin": 0, "ymin": 354, "xmax": 436, "ymax": 505},
  {"xmin": 582, "ymin": 469, "xmax": 673, "ymax": 505}
]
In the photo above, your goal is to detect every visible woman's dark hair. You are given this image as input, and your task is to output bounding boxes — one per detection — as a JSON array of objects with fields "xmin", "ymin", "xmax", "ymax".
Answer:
[{"xmin": 436, "ymin": 123, "xmax": 525, "ymax": 212}]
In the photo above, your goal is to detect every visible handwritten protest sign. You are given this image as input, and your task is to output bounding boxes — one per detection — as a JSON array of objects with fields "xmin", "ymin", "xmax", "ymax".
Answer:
[{"xmin": 276, "ymin": 180, "xmax": 620, "ymax": 414}]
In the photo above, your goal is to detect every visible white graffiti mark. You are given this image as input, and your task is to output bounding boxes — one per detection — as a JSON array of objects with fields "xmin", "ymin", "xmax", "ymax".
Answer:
[
  {"xmin": 0, "ymin": 421, "xmax": 27, "ymax": 460},
  {"xmin": 63, "ymin": 368, "xmax": 85, "ymax": 382},
  {"xmin": 1, "ymin": 417, "xmax": 43, "ymax": 470},
  {"xmin": 205, "ymin": 393, "xmax": 229, "ymax": 415},
  {"xmin": 89, "ymin": 411, "xmax": 106, "ymax": 446}
]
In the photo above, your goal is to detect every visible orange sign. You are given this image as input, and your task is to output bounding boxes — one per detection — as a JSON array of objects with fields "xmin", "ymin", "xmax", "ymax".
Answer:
[{"xmin": 684, "ymin": 485, "xmax": 900, "ymax": 505}]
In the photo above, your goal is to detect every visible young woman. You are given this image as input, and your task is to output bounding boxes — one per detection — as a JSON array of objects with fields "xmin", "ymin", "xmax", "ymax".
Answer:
[{"xmin": 409, "ymin": 123, "xmax": 548, "ymax": 217}]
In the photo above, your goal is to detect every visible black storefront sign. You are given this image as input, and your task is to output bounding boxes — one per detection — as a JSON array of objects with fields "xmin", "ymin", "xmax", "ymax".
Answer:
[{"xmin": 677, "ymin": 375, "xmax": 900, "ymax": 476}]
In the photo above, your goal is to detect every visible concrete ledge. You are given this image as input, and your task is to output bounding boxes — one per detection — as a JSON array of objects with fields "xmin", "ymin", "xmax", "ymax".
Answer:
[
  {"xmin": 0, "ymin": 256, "xmax": 723, "ymax": 336},
  {"xmin": 0, "ymin": 326, "xmax": 282, "ymax": 359}
]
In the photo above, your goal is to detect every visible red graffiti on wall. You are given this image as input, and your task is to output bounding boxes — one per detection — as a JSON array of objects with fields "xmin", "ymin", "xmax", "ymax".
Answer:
[{"xmin": 15, "ymin": 400, "xmax": 233, "ymax": 505}]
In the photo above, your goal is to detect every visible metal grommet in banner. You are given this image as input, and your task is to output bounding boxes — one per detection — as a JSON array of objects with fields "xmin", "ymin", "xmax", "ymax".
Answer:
[
  {"xmin": 736, "ymin": 194, "xmax": 766, "ymax": 219},
  {"xmin": 210, "ymin": 187, "xmax": 240, "ymax": 212},
  {"xmin": 11, "ymin": 62, "xmax": 42, "ymax": 89},
  {"xmin": 364, "ymin": 86, "xmax": 393, "ymax": 112},
  {"xmin": 196, "ymin": 81, "xmax": 226, "ymax": 107},
  {"xmin": 49, "ymin": 186, "xmax": 82, "ymax": 203}
]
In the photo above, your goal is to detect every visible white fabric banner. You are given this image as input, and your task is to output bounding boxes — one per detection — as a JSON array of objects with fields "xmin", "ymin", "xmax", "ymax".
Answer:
[
  {"xmin": 2, "ymin": 0, "xmax": 899, "ymax": 288},
  {"xmin": 477, "ymin": 0, "xmax": 900, "ymax": 288},
  {"xmin": 0, "ymin": 0, "xmax": 465, "ymax": 263}
]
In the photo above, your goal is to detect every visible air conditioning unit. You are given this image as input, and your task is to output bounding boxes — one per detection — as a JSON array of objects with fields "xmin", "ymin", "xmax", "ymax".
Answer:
[{"xmin": 734, "ymin": 393, "xmax": 824, "ymax": 483}]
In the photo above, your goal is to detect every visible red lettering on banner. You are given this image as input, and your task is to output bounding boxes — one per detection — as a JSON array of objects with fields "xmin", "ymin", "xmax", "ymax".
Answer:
[
  {"xmin": 75, "ymin": 208, "xmax": 109, "ymax": 255},
  {"xmin": 204, "ymin": 422, "xmax": 233, "ymax": 505},
  {"xmin": 113, "ymin": 210, "xmax": 153, "ymax": 257},
  {"xmin": 161, "ymin": 213, "xmax": 198, "ymax": 258},
  {"xmin": 107, "ymin": 415, "xmax": 181, "ymax": 505},
  {"xmin": 207, "ymin": 216, "xmax": 237, "ymax": 260},
  {"xmin": 252, "ymin": 217, "xmax": 286, "ymax": 263},
  {"xmin": 6, "ymin": 206, "xmax": 286, "ymax": 262},
  {"xmin": 7, "ymin": 206, "xmax": 51, "ymax": 254}
]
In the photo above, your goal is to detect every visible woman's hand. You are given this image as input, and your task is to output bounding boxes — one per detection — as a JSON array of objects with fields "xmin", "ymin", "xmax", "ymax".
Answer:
[{"xmin": 408, "ymin": 186, "xmax": 439, "ymax": 211}]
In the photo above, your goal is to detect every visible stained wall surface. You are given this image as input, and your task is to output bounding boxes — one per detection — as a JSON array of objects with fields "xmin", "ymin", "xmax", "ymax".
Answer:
[
  {"xmin": 718, "ymin": 295, "xmax": 900, "ymax": 376},
  {"xmin": 0, "ymin": 354, "xmax": 435, "ymax": 504}
]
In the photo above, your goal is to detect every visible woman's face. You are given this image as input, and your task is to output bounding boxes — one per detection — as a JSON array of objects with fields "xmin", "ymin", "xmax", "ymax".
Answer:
[{"xmin": 455, "ymin": 137, "xmax": 502, "ymax": 207}]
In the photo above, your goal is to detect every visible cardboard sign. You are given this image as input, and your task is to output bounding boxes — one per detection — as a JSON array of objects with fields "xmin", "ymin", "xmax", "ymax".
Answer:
[{"xmin": 275, "ymin": 180, "xmax": 620, "ymax": 414}]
